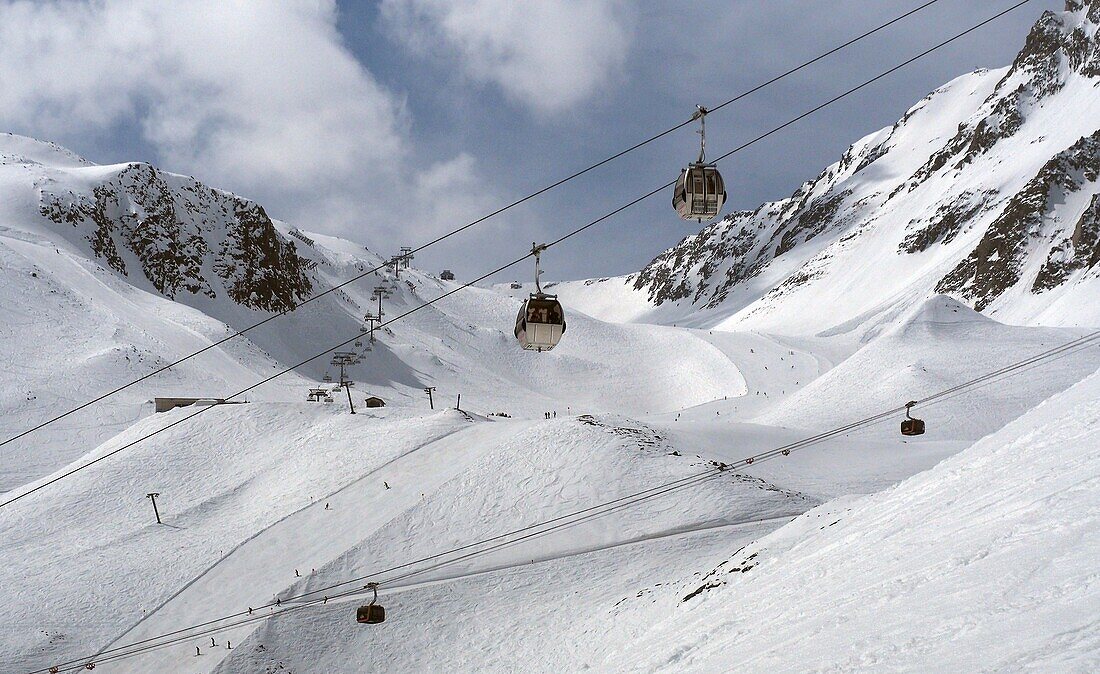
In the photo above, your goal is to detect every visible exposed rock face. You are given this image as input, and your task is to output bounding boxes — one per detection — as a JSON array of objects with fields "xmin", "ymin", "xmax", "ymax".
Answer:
[
  {"xmin": 38, "ymin": 162, "xmax": 311, "ymax": 313},
  {"xmin": 1034, "ymin": 192, "xmax": 1100, "ymax": 291},
  {"xmin": 900, "ymin": 190, "xmax": 998, "ymax": 254},
  {"xmin": 937, "ymin": 130, "xmax": 1100, "ymax": 308},
  {"xmin": 215, "ymin": 201, "xmax": 312, "ymax": 311},
  {"xmin": 629, "ymin": 1, "xmax": 1100, "ymax": 323}
]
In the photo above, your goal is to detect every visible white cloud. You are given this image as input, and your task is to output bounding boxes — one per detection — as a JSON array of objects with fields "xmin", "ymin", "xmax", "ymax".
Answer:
[
  {"xmin": 0, "ymin": 0, "xmax": 494, "ymax": 246},
  {"xmin": 414, "ymin": 153, "xmax": 492, "ymax": 234},
  {"xmin": 380, "ymin": 0, "xmax": 631, "ymax": 116}
]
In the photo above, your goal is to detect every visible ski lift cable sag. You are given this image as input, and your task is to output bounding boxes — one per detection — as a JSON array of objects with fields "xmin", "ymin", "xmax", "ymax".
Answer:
[
  {"xmin": 30, "ymin": 331, "xmax": 1098, "ymax": 674},
  {"xmin": 15, "ymin": 398, "xmax": 928, "ymax": 674},
  {"xmin": 0, "ymin": 0, "xmax": 950, "ymax": 452},
  {"xmin": 42, "ymin": 502, "xmax": 814, "ymax": 673},
  {"xmin": 1, "ymin": 0, "xmax": 1038, "ymax": 513}
]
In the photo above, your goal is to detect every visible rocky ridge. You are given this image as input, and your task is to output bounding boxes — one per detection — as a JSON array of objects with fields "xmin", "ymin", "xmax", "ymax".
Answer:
[
  {"xmin": 35, "ymin": 161, "xmax": 312, "ymax": 313},
  {"xmin": 629, "ymin": 1, "xmax": 1100, "ymax": 326}
]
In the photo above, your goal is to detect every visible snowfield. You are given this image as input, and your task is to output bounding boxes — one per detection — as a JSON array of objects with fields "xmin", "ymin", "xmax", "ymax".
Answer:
[
  {"xmin": 611, "ymin": 365, "xmax": 1100, "ymax": 673},
  {"xmin": 4, "ymin": 3, "xmax": 1100, "ymax": 671},
  {"xmin": 2, "ymin": 222, "xmax": 1095, "ymax": 672}
]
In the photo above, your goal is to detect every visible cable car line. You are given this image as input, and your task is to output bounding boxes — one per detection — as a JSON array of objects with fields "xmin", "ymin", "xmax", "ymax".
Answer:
[
  {"xmin": 40, "ymin": 330, "xmax": 1100, "ymax": 668},
  {"xmin": 18, "ymin": 5, "xmax": 1066, "ymax": 663},
  {"xmin": 544, "ymin": 0, "xmax": 1035, "ymax": 252},
  {"xmin": 688, "ymin": 0, "xmax": 1037, "ymax": 188},
  {"xmin": 33, "ymin": 466, "xmax": 728, "ymax": 672},
  {"xmin": 0, "ymin": 0, "xmax": 1037, "ymax": 512},
  {"xmin": 0, "ymin": 0, "xmax": 950, "ymax": 452},
  {"xmin": 38, "ymin": 509, "xmax": 811, "ymax": 673},
  {"xmin": 31, "ymin": 330, "xmax": 1098, "ymax": 674}
]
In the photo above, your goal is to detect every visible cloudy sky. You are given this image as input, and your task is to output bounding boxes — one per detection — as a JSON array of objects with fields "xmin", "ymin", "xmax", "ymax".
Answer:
[{"xmin": 0, "ymin": 0, "xmax": 1063, "ymax": 282}]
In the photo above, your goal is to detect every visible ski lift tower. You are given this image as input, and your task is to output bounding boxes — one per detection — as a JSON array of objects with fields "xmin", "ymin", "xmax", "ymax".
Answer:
[
  {"xmin": 331, "ymin": 352, "xmax": 359, "ymax": 414},
  {"xmin": 363, "ymin": 311, "xmax": 381, "ymax": 343},
  {"xmin": 371, "ymin": 285, "xmax": 392, "ymax": 338},
  {"xmin": 399, "ymin": 247, "xmax": 414, "ymax": 269}
]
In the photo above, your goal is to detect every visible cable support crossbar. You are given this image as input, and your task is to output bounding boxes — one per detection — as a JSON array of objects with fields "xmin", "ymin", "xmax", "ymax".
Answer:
[
  {"xmin": 32, "ymin": 328, "xmax": 1099, "ymax": 674},
  {"xmin": 0, "ymin": 0, "xmax": 949, "ymax": 453},
  {"xmin": 0, "ymin": 0, "xmax": 1037, "ymax": 513}
]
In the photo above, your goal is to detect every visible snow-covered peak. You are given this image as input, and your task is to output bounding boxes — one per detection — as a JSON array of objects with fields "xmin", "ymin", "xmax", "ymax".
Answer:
[
  {"xmin": 0, "ymin": 132, "xmax": 92, "ymax": 169},
  {"xmin": 1, "ymin": 148, "xmax": 319, "ymax": 316},
  {"xmin": 594, "ymin": 2, "xmax": 1100, "ymax": 336},
  {"xmin": 1014, "ymin": 0, "xmax": 1100, "ymax": 88}
]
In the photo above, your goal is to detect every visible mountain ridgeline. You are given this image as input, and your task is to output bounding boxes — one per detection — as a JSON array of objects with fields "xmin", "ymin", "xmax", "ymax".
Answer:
[
  {"xmin": 6, "ymin": 2, "xmax": 1099, "ymax": 335},
  {"xmin": 629, "ymin": 0, "xmax": 1100, "ymax": 328}
]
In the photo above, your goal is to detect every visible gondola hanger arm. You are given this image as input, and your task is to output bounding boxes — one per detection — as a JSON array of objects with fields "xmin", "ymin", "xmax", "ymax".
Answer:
[
  {"xmin": 531, "ymin": 242, "xmax": 549, "ymax": 295},
  {"xmin": 693, "ymin": 105, "xmax": 708, "ymax": 163}
]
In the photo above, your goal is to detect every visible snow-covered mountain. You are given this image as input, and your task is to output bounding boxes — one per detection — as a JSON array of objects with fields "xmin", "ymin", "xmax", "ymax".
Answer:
[
  {"xmin": 1, "ymin": 3, "xmax": 1098, "ymax": 673},
  {"xmin": 566, "ymin": 0, "xmax": 1100, "ymax": 335},
  {"xmin": 5, "ymin": 132, "xmax": 313, "ymax": 313},
  {"xmin": 0, "ymin": 132, "xmax": 747, "ymax": 491},
  {"xmin": 0, "ymin": 133, "xmax": 364, "ymax": 489}
]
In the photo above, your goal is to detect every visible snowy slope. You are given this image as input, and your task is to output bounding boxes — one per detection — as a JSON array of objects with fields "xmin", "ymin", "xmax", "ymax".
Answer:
[
  {"xmin": 0, "ymin": 404, "xmax": 467, "ymax": 671},
  {"xmin": 0, "ymin": 133, "xmax": 745, "ymax": 492},
  {"xmin": 5, "ymin": 282, "xmax": 1092, "ymax": 673},
  {"xmin": 0, "ymin": 404, "xmax": 812, "ymax": 673},
  {"xmin": 3, "ymin": 4, "xmax": 1100, "ymax": 671},
  {"xmin": 606, "ymin": 364, "xmax": 1100, "ymax": 672},
  {"xmin": 202, "ymin": 365, "xmax": 1100, "ymax": 673},
  {"xmin": 122, "ymin": 345, "xmax": 1092, "ymax": 674}
]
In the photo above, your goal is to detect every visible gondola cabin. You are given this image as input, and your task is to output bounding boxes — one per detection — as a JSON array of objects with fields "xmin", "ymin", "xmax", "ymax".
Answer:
[
  {"xmin": 356, "ymin": 603, "xmax": 385, "ymax": 624},
  {"xmin": 901, "ymin": 402, "xmax": 925, "ymax": 436},
  {"xmin": 515, "ymin": 295, "xmax": 566, "ymax": 352},
  {"xmin": 357, "ymin": 583, "xmax": 385, "ymax": 624},
  {"xmin": 673, "ymin": 163, "xmax": 726, "ymax": 222},
  {"xmin": 901, "ymin": 417, "xmax": 925, "ymax": 436}
]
